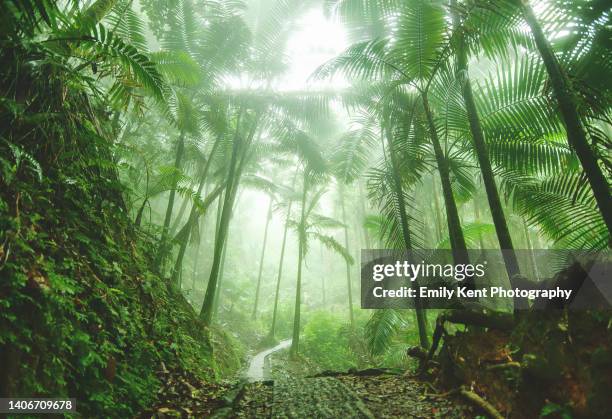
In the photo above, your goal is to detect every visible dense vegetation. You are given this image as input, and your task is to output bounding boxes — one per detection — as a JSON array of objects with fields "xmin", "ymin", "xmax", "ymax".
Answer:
[{"xmin": 1, "ymin": 0, "xmax": 610, "ymax": 417}]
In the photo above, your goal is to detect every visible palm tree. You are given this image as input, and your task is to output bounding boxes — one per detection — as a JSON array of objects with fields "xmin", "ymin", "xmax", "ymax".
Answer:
[
  {"xmin": 289, "ymin": 174, "xmax": 353, "ymax": 358},
  {"xmin": 148, "ymin": 0, "xmax": 246, "ymax": 272},
  {"xmin": 247, "ymin": 175, "xmax": 281, "ymax": 319},
  {"xmin": 200, "ymin": 108, "xmax": 259, "ymax": 324},
  {"xmin": 196, "ymin": 0, "xmax": 329, "ymax": 326},
  {"xmin": 326, "ymin": 98, "xmax": 433, "ymax": 347},
  {"xmin": 516, "ymin": 0, "xmax": 612, "ymax": 238},
  {"xmin": 449, "ymin": 0, "xmax": 520, "ymax": 278},
  {"xmin": 317, "ymin": 1, "xmax": 473, "ymax": 267},
  {"xmin": 268, "ymin": 168, "xmax": 300, "ymax": 341},
  {"xmin": 338, "ymin": 187, "xmax": 355, "ymax": 328}
]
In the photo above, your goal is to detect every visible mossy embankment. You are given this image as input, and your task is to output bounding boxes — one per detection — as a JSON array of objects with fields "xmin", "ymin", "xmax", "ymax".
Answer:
[{"xmin": 0, "ymin": 51, "xmax": 241, "ymax": 415}]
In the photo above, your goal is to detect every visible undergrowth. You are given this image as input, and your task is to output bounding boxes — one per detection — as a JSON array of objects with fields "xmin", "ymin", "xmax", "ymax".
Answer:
[{"xmin": 0, "ymin": 39, "xmax": 240, "ymax": 417}]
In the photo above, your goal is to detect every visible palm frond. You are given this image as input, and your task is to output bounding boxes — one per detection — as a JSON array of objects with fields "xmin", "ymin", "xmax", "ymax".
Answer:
[
  {"xmin": 365, "ymin": 309, "xmax": 406, "ymax": 356},
  {"xmin": 310, "ymin": 232, "xmax": 354, "ymax": 264}
]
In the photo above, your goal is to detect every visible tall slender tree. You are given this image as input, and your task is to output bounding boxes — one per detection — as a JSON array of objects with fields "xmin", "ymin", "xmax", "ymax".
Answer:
[
  {"xmin": 339, "ymin": 188, "xmax": 355, "ymax": 328},
  {"xmin": 450, "ymin": 0, "xmax": 520, "ymax": 278},
  {"xmin": 252, "ymin": 196, "xmax": 274, "ymax": 319}
]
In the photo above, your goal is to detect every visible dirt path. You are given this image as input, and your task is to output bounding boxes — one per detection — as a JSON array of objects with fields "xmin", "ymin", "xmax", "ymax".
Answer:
[{"xmin": 143, "ymin": 346, "xmax": 473, "ymax": 418}]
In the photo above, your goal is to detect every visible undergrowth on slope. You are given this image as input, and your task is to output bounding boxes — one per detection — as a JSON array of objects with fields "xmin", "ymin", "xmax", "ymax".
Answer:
[{"xmin": 0, "ymin": 36, "xmax": 240, "ymax": 417}]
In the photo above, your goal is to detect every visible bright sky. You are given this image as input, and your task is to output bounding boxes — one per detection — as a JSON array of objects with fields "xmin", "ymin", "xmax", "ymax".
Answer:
[
  {"xmin": 235, "ymin": 7, "xmax": 349, "ymax": 235},
  {"xmin": 275, "ymin": 7, "xmax": 349, "ymax": 91}
]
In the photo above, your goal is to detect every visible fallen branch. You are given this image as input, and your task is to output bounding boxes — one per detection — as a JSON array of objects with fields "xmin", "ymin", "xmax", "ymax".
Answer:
[{"xmin": 458, "ymin": 386, "xmax": 504, "ymax": 419}]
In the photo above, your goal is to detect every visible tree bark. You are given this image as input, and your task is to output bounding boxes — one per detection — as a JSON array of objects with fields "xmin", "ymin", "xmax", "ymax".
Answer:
[
  {"xmin": 383, "ymin": 123, "xmax": 429, "ymax": 349},
  {"xmin": 170, "ymin": 136, "xmax": 224, "ymax": 285},
  {"xmin": 199, "ymin": 112, "xmax": 245, "ymax": 324},
  {"xmin": 169, "ymin": 189, "xmax": 191, "ymax": 237},
  {"xmin": 422, "ymin": 94, "xmax": 470, "ymax": 268},
  {"xmin": 519, "ymin": 0, "xmax": 612, "ymax": 240},
  {"xmin": 523, "ymin": 219, "xmax": 540, "ymax": 281},
  {"xmin": 202, "ymin": 112, "xmax": 259, "ymax": 324},
  {"xmin": 451, "ymin": 1, "xmax": 521, "ymax": 281},
  {"xmin": 170, "ymin": 184, "xmax": 223, "ymax": 286},
  {"xmin": 320, "ymin": 246, "xmax": 326, "ymax": 306},
  {"xmin": 213, "ymin": 235, "xmax": 229, "ymax": 318},
  {"xmin": 191, "ymin": 183, "xmax": 211, "ymax": 291},
  {"xmin": 432, "ymin": 176, "xmax": 444, "ymax": 243}
]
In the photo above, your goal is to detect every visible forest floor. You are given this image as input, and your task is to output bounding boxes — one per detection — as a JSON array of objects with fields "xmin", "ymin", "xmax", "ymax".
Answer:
[
  {"xmin": 140, "ymin": 346, "xmax": 473, "ymax": 418},
  {"xmin": 230, "ymin": 372, "xmax": 472, "ymax": 418}
]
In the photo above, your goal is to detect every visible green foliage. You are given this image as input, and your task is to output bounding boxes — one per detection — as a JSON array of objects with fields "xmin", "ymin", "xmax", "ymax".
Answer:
[
  {"xmin": 365, "ymin": 309, "xmax": 407, "ymax": 357},
  {"xmin": 540, "ymin": 402, "xmax": 573, "ymax": 419},
  {"xmin": 300, "ymin": 311, "xmax": 357, "ymax": 371},
  {"xmin": 0, "ymin": 2, "xmax": 240, "ymax": 414},
  {"xmin": 0, "ymin": 142, "xmax": 217, "ymax": 415}
]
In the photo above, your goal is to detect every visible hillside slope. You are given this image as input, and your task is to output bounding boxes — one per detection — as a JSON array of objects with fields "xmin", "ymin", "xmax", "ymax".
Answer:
[{"xmin": 0, "ymin": 32, "xmax": 238, "ymax": 417}]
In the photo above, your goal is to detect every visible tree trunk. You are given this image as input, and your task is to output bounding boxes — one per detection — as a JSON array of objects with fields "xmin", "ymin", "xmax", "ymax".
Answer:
[
  {"xmin": 191, "ymin": 230, "xmax": 201, "ymax": 292},
  {"xmin": 214, "ymin": 189, "xmax": 246, "ymax": 319},
  {"xmin": 340, "ymin": 190, "xmax": 355, "ymax": 328},
  {"xmin": 213, "ymin": 236, "xmax": 228, "ymax": 318},
  {"xmin": 421, "ymin": 94, "xmax": 470, "ymax": 268},
  {"xmin": 473, "ymin": 196, "xmax": 485, "ymax": 249},
  {"xmin": 451, "ymin": 2, "xmax": 521, "ymax": 280},
  {"xmin": 358, "ymin": 180, "xmax": 372, "ymax": 249},
  {"xmin": 170, "ymin": 137, "xmax": 223, "ymax": 285},
  {"xmin": 383, "ymin": 123, "xmax": 429, "ymax": 349},
  {"xmin": 191, "ymin": 183, "xmax": 211, "ymax": 291},
  {"xmin": 202, "ymin": 112, "xmax": 259, "ymax": 324},
  {"xmin": 169, "ymin": 190, "xmax": 191, "ymax": 237},
  {"xmin": 432, "ymin": 176, "xmax": 444, "ymax": 243},
  {"xmin": 170, "ymin": 185, "xmax": 223, "ymax": 286},
  {"xmin": 269, "ymin": 169, "xmax": 299, "ymax": 339},
  {"xmin": 269, "ymin": 207, "xmax": 291, "ymax": 339},
  {"xmin": 520, "ymin": 0, "xmax": 612, "ymax": 240},
  {"xmin": 134, "ymin": 197, "xmax": 148, "ymax": 228},
  {"xmin": 523, "ymin": 219, "xmax": 540, "ymax": 281},
  {"xmin": 320, "ymin": 246, "xmax": 326, "ymax": 306},
  {"xmin": 289, "ymin": 234, "xmax": 304, "ymax": 359},
  {"xmin": 252, "ymin": 196, "xmax": 273, "ymax": 319},
  {"xmin": 156, "ymin": 131, "xmax": 185, "ymax": 271},
  {"xmin": 199, "ymin": 114, "xmax": 244, "ymax": 324},
  {"xmin": 290, "ymin": 172, "xmax": 308, "ymax": 358}
]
